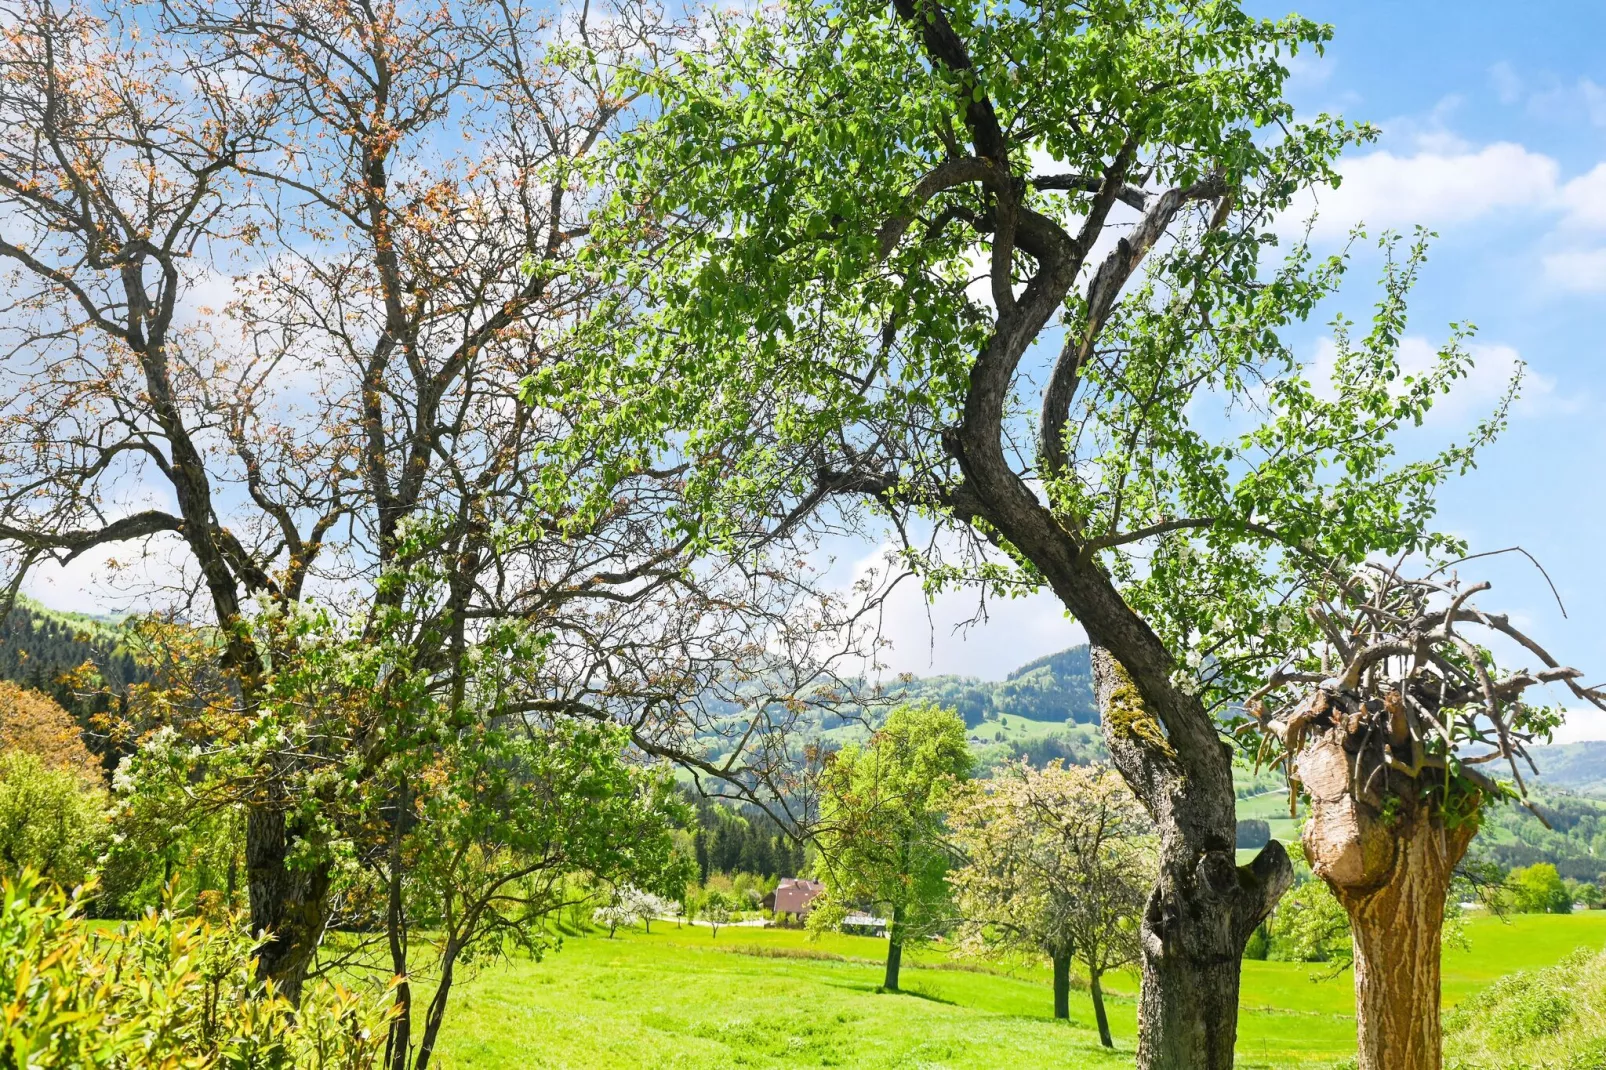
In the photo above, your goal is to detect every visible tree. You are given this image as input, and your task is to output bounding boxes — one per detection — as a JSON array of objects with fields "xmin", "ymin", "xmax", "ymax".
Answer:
[
  {"xmin": 700, "ymin": 889, "xmax": 733, "ymax": 938},
  {"xmin": 948, "ymin": 761, "xmax": 1150, "ymax": 1046},
  {"xmin": 574, "ymin": 1, "xmax": 1507, "ymax": 1063},
  {"xmin": 1252, "ymin": 573, "xmax": 1605, "ymax": 1070},
  {"xmin": 811, "ymin": 703, "xmax": 971, "ymax": 992},
  {"xmin": 0, "ymin": 0, "xmax": 860, "ymax": 1001},
  {"xmin": 365, "ymin": 716, "xmax": 681, "ymax": 1070},
  {"xmin": 0, "ymin": 683, "xmax": 101, "ymax": 783},
  {"xmin": 0, "ymin": 752, "xmax": 105, "ymax": 887},
  {"xmin": 1508, "ymin": 865, "xmax": 1573, "ymax": 915}
]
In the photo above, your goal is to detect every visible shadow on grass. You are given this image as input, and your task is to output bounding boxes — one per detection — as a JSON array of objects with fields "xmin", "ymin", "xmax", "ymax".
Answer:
[{"xmin": 880, "ymin": 986, "xmax": 958, "ymax": 1005}]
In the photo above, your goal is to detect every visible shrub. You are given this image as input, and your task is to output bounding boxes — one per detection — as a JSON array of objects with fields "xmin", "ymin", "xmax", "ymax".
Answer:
[
  {"xmin": 0, "ymin": 750, "xmax": 106, "ymax": 886},
  {"xmin": 0, "ymin": 869, "xmax": 390, "ymax": 1068}
]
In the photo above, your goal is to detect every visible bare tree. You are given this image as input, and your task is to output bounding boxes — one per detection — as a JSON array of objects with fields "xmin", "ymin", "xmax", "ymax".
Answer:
[
  {"xmin": 1250, "ymin": 566, "xmax": 1606, "ymax": 1070},
  {"xmin": 0, "ymin": 0, "xmax": 869, "ymax": 1003}
]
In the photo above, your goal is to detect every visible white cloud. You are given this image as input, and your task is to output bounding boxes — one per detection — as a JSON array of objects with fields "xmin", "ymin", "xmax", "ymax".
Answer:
[
  {"xmin": 1293, "ymin": 142, "xmax": 1559, "ymax": 241},
  {"xmin": 1542, "ymin": 249, "xmax": 1606, "ymax": 293},
  {"xmin": 1557, "ymin": 163, "xmax": 1606, "ymax": 230},
  {"xmin": 841, "ymin": 543, "xmax": 1085, "ymax": 682},
  {"xmin": 1550, "ymin": 706, "xmax": 1606, "ymax": 745}
]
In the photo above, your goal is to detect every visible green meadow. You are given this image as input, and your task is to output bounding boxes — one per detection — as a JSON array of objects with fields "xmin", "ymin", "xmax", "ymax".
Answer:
[{"xmin": 425, "ymin": 911, "xmax": 1606, "ymax": 1069}]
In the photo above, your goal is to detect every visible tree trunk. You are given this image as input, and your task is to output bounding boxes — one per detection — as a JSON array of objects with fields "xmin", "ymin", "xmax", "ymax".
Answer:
[
  {"xmin": 883, "ymin": 903, "xmax": 905, "ymax": 992},
  {"xmin": 1052, "ymin": 949, "xmax": 1071, "ymax": 1020},
  {"xmin": 1093, "ymin": 647, "xmax": 1293, "ymax": 1070},
  {"xmin": 246, "ymin": 805, "xmax": 332, "ymax": 1004},
  {"xmin": 385, "ymin": 780, "xmax": 412, "ymax": 1070},
  {"xmin": 1090, "ymin": 969, "xmax": 1113, "ymax": 1049},
  {"xmin": 942, "ymin": 308, "xmax": 1293, "ymax": 1065},
  {"xmin": 414, "ymin": 943, "xmax": 459, "ymax": 1070},
  {"xmin": 1297, "ymin": 726, "xmax": 1478, "ymax": 1070}
]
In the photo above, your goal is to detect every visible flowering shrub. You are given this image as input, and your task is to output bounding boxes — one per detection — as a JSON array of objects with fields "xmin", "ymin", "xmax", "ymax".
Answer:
[{"xmin": 0, "ymin": 870, "xmax": 389, "ymax": 1068}]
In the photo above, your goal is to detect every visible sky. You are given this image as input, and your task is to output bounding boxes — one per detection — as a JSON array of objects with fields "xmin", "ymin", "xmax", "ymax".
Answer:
[
  {"xmin": 831, "ymin": 3, "xmax": 1606, "ymax": 743},
  {"xmin": 21, "ymin": 1, "xmax": 1606, "ymax": 738}
]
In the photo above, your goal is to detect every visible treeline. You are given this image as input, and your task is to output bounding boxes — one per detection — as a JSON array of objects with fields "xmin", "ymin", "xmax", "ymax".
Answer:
[
  {"xmin": 685, "ymin": 794, "xmax": 806, "ymax": 882},
  {"xmin": 0, "ymin": 603, "xmax": 150, "ymax": 771}
]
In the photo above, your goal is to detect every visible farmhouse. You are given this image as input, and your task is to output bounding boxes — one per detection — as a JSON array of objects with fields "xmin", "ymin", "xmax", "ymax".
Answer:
[{"xmin": 771, "ymin": 877, "xmax": 824, "ymax": 920}]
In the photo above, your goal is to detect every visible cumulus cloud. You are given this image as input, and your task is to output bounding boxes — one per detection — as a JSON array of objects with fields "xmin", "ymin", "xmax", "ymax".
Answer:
[
  {"xmin": 1542, "ymin": 249, "xmax": 1606, "ymax": 293},
  {"xmin": 1557, "ymin": 163, "xmax": 1606, "ymax": 230},
  {"xmin": 1291, "ymin": 142, "xmax": 1559, "ymax": 241}
]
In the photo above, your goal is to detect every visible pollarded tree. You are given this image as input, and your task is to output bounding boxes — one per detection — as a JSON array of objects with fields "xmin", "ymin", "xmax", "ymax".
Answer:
[
  {"xmin": 810, "ymin": 703, "xmax": 972, "ymax": 992},
  {"xmin": 1250, "ymin": 570, "xmax": 1606, "ymax": 1070},
  {"xmin": 574, "ymin": 0, "xmax": 1508, "ymax": 1064},
  {"xmin": 948, "ymin": 761, "xmax": 1150, "ymax": 1047}
]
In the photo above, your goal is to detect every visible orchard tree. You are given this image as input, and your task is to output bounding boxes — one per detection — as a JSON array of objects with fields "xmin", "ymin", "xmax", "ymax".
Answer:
[
  {"xmin": 700, "ymin": 889, "xmax": 733, "ymax": 937},
  {"xmin": 949, "ymin": 761, "xmax": 1150, "ymax": 1047},
  {"xmin": 1250, "ymin": 571, "xmax": 1605, "ymax": 1070},
  {"xmin": 810, "ymin": 703, "xmax": 971, "ymax": 992},
  {"xmin": 369, "ymin": 717, "xmax": 682, "ymax": 1070},
  {"xmin": 574, "ymin": 0, "xmax": 1512, "ymax": 1062},
  {"xmin": 0, "ymin": 0, "xmax": 861, "ymax": 1001}
]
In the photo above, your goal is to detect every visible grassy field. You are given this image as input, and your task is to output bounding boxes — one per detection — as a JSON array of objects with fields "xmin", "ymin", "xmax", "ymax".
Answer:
[{"xmin": 425, "ymin": 911, "xmax": 1606, "ymax": 1069}]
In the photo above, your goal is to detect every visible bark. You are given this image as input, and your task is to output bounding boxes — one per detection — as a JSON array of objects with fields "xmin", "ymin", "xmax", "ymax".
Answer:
[
  {"xmin": 1092, "ymin": 647, "xmax": 1293, "ymax": 1070},
  {"xmin": 1052, "ymin": 949, "xmax": 1071, "ymax": 1020},
  {"xmin": 386, "ymin": 780, "xmax": 412, "ymax": 1070},
  {"xmin": 246, "ymin": 806, "xmax": 333, "ymax": 1005},
  {"xmin": 884, "ymin": 902, "xmax": 905, "ymax": 992},
  {"xmin": 413, "ymin": 944, "xmax": 458, "ymax": 1070},
  {"xmin": 1297, "ymin": 726, "xmax": 1478, "ymax": 1070},
  {"xmin": 1090, "ymin": 969, "xmax": 1113, "ymax": 1049}
]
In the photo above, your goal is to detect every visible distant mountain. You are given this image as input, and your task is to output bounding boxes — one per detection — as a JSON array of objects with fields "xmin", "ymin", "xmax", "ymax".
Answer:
[
  {"xmin": 1529, "ymin": 742, "xmax": 1606, "ymax": 797},
  {"xmin": 871, "ymin": 644, "xmax": 1097, "ymax": 728}
]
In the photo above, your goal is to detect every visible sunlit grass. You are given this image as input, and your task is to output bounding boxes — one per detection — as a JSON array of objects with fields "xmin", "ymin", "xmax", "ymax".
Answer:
[{"xmin": 420, "ymin": 911, "xmax": 1606, "ymax": 1068}]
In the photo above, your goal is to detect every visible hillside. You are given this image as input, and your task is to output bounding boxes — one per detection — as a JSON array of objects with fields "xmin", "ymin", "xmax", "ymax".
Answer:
[
  {"xmin": 0, "ymin": 598, "xmax": 149, "ymax": 768},
  {"xmin": 1529, "ymin": 741, "xmax": 1606, "ymax": 797},
  {"xmin": 864, "ymin": 644, "xmax": 1097, "ymax": 728}
]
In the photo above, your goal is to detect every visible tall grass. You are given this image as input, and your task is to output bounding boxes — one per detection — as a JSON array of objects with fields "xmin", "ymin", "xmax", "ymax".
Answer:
[{"xmin": 1445, "ymin": 945, "xmax": 1606, "ymax": 1069}]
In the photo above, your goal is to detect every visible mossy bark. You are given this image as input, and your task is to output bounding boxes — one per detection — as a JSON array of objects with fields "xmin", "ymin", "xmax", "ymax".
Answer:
[{"xmin": 1094, "ymin": 647, "xmax": 1293, "ymax": 1070}]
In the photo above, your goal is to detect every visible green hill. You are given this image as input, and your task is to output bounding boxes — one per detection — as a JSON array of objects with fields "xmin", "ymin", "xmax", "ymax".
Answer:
[{"xmin": 1530, "ymin": 741, "xmax": 1606, "ymax": 797}]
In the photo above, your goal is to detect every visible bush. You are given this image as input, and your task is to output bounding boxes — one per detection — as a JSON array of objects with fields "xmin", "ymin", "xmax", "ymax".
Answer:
[
  {"xmin": 0, "ymin": 750, "xmax": 106, "ymax": 886},
  {"xmin": 0, "ymin": 869, "xmax": 390, "ymax": 1068}
]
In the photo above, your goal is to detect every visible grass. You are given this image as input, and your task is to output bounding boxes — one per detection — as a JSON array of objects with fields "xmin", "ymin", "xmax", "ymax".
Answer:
[{"xmin": 424, "ymin": 912, "xmax": 1606, "ymax": 1069}]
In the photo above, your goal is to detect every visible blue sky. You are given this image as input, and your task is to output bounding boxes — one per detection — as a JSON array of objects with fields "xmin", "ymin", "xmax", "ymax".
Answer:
[{"xmin": 834, "ymin": 3, "xmax": 1606, "ymax": 743}]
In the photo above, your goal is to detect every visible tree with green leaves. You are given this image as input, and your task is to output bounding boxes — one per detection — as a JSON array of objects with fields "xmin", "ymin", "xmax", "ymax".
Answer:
[
  {"xmin": 573, "ymin": 0, "xmax": 1509, "ymax": 1063},
  {"xmin": 948, "ymin": 761, "xmax": 1151, "ymax": 1046},
  {"xmin": 810, "ymin": 703, "xmax": 971, "ymax": 992}
]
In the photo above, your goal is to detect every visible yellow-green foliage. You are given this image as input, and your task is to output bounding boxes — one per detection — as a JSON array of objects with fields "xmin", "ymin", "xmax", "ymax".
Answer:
[
  {"xmin": 0, "ymin": 870, "xmax": 390, "ymax": 1068},
  {"xmin": 1445, "ymin": 944, "xmax": 1606, "ymax": 1070},
  {"xmin": 0, "ymin": 750, "xmax": 106, "ymax": 886}
]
